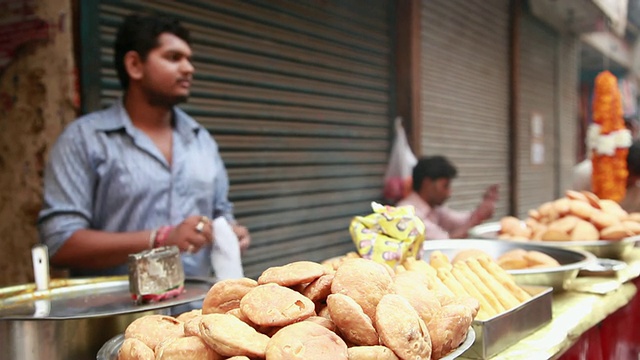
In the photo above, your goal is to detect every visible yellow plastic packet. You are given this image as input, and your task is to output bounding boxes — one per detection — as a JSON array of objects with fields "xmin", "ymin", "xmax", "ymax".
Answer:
[{"xmin": 349, "ymin": 202, "xmax": 426, "ymax": 268}]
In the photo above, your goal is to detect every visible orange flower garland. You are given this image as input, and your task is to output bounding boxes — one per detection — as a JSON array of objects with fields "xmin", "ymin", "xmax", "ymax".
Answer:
[{"xmin": 590, "ymin": 71, "xmax": 631, "ymax": 203}]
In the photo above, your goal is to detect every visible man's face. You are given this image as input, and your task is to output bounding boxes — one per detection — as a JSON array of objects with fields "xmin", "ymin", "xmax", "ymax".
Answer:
[
  {"xmin": 139, "ymin": 33, "xmax": 194, "ymax": 106},
  {"xmin": 423, "ymin": 177, "xmax": 452, "ymax": 207},
  {"xmin": 625, "ymin": 120, "xmax": 639, "ymax": 139}
]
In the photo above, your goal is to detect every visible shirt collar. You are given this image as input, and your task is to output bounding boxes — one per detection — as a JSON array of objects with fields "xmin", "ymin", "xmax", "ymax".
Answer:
[
  {"xmin": 173, "ymin": 106, "xmax": 202, "ymax": 141},
  {"xmin": 94, "ymin": 98, "xmax": 202, "ymax": 140},
  {"xmin": 403, "ymin": 191, "xmax": 434, "ymax": 218}
]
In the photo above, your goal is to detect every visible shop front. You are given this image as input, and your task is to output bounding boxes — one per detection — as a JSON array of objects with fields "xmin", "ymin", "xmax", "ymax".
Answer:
[
  {"xmin": 418, "ymin": 0, "xmax": 579, "ymax": 220},
  {"xmin": 3, "ymin": 1, "xmax": 640, "ymax": 359},
  {"xmin": 80, "ymin": 0, "xmax": 396, "ymax": 278}
]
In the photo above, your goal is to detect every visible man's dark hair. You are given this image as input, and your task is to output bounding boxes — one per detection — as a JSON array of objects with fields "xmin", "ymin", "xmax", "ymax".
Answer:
[
  {"xmin": 628, "ymin": 139, "xmax": 640, "ymax": 176},
  {"xmin": 624, "ymin": 115, "xmax": 639, "ymax": 130},
  {"xmin": 114, "ymin": 14, "xmax": 191, "ymax": 90},
  {"xmin": 412, "ymin": 156, "xmax": 458, "ymax": 192}
]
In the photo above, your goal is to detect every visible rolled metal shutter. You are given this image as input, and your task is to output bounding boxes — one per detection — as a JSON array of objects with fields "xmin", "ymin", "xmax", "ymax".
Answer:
[
  {"xmin": 516, "ymin": 14, "xmax": 559, "ymax": 218},
  {"xmin": 420, "ymin": 0, "xmax": 510, "ymax": 219},
  {"xmin": 82, "ymin": 0, "xmax": 393, "ymax": 278},
  {"xmin": 557, "ymin": 35, "xmax": 580, "ymax": 196}
]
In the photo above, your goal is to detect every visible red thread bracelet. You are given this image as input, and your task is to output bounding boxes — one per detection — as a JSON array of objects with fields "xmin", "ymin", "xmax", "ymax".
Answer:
[{"xmin": 153, "ymin": 225, "xmax": 173, "ymax": 248}]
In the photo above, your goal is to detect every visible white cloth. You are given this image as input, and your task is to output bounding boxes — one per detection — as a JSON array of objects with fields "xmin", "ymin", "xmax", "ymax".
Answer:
[
  {"xmin": 211, "ymin": 217, "xmax": 244, "ymax": 280},
  {"xmin": 620, "ymin": 183, "xmax": 640, "ymax": 213},
  {"xmin": 571, "ymin": 159, "xmax": 593, "ymax": 192}
]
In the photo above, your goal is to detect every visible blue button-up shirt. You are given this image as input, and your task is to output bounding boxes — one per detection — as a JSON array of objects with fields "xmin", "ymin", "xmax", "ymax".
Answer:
[{"xmin": 38, "ymin": 99, "xmax": 235, "ymax": 278}]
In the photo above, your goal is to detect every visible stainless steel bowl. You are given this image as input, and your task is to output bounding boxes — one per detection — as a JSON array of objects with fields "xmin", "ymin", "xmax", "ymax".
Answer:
[
  {"xmin": 422, "ymin": 239, "xmax": 596, "ymax": 291},
  {"xmin": 468, "ymin": 221, "xmax": 640, "ymax": 259}
]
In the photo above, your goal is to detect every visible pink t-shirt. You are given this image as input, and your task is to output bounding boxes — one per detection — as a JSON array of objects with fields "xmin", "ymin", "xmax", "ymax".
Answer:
[{"xmin": 397, "ymin": 192, "xmax": 472, "ymax": 240}]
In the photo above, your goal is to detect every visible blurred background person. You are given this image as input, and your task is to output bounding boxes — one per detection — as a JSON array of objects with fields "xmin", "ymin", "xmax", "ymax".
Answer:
[
  {"xmin": 37, "ymin": 14, "xmax": 250, "ymax": 280},
  {"xmin": 619, "ymin": 140, "xmax": 640, "ymax": 213},
  {"xmin": 397, "ymin": 156, "xmax": 499, "ymax": 240}
]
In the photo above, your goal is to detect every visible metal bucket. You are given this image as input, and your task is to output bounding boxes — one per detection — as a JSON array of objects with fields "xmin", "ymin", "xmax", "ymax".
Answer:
[
  {"xmin": 0, "ymin": 277, "xmax": 211, "ymax": 360},
  {"xmin": 0, "ymin": 308, "xmax": 165, "ymax": 360}
]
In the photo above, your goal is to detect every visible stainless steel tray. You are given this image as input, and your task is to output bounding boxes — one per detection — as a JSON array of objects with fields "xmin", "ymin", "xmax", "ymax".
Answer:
[
  {"xmin": 469, "ymin": 221, "xmax": 640, "ymax": 259},
  {"xmin": 463, "ymin": 286, "xmax": 553, "ymax": 359},
  {"xmin": 97, "ymin": 326, "xmax": 476, "ymax": 360},
  {"xmin": 422, "ymin": 239, "xmax": 595, "ymax": 291},
  {"xmin": 0, "ymin": 277, "xmax": 127, "ymax": 300},
  {"xmin": 0, "ymin": 277, "xmax": 213, "ymax": 320}
]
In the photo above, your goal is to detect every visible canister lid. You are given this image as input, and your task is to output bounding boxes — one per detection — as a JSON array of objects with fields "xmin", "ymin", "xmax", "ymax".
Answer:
[{"xmin": 0, "ymin": 276, "xmax": 212, "ymax": 320}]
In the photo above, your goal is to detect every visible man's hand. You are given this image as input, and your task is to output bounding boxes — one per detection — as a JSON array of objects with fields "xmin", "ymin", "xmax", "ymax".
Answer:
[
  {"xmin": 471, "ymin": 184, "xmax": 499, "ymax": 224},
  {"xmin": 483, "ymin": 184, "xmax": 499, "ymax": 202},
  {"xmin": 166, "ymin": 215, "xmax": 213, "ymax": 253},
  {"xmin": 232, "ymin": 224, "xmax": 251, "ymax": 253}
]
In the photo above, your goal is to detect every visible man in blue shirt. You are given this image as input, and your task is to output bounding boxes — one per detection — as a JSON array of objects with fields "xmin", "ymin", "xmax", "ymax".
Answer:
[{"xmin": 38, "ymin": 14, "xmax": 250, "ymax": 278}]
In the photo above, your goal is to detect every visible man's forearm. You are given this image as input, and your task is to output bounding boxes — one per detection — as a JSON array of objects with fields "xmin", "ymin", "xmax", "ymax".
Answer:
[{"xmin": 50, "ymin": 229, "xmax": 152, "ymax": 269}]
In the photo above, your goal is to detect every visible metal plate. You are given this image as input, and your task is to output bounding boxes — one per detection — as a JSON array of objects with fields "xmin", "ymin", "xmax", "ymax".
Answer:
[
  {"xmin": 0, "ymin": 277, "xmax": 213, "ymax": 320},
  {"xmin": 579, "ymin": 258, "xmax": 627, "ymax": 277},
  {"xmin": 422, "ymin": 239, "xmax": 595, "ymax": 291},
  {"xmin": 97, "ymin": 333, "xmax": 124, "ymax": 360},
  {"xmin": 98, "ymin": 327, "xmax": 476, "ymax": 360},
  {"xmin": 443, "ymin": 326, "xmax": 476, "ymax": 359},
  {"xmin": 468, "ymin": 221, "xmax": 640, "ymax": 259}
]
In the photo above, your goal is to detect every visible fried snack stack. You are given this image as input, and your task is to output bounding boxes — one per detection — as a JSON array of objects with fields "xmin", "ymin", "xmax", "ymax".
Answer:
[
  {"xmin": 498, "ymin": 190, "xmax": 640, "ymax": 242},
  {"xmin": 405, "ymin": 252, "xmax": 533, "ymax": 321},
  {"xmin": 120, "ymin": 258, "xmax": 478, "ymax": 360},
  {"xmin": 590, "ymin": 70, "xmax": 631, "ymax": 202},
  {"xmin": 349, "ymin": 202, "xmax": 426, "ymax": 269}
]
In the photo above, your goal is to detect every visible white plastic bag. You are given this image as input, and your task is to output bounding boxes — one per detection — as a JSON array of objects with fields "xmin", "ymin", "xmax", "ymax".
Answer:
[
  {"xmin": 383, "ymin": 117, "xmax": 417, "ymax": 203},
  {"xmin": 211, "ymin": 217, "xmax": 244, "ymax": 280}
]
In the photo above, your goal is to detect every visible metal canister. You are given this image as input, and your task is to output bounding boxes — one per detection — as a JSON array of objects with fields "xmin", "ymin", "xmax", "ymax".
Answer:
[{"xmin": 128, "ymin": 246, "xmax": 185, "ymax": 303}]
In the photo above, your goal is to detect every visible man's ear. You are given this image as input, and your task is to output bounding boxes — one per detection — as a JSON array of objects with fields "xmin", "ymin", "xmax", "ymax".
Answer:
[
  {"xmin": 123, "ymin": 51, "xmax": 144, "ymax": 81},
  {"xmin": 420, "ymin": 178, "xmax": 433, "ymax": 191},
  {"xmin": 434, "ymin": 177, "xmax": 449, "ymax": 189}
]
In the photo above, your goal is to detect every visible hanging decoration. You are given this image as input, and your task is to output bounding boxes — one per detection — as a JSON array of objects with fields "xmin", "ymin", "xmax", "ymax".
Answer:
[{"xmin": 589, "ymin": 70, "xmax": 632, "ymax": 202}]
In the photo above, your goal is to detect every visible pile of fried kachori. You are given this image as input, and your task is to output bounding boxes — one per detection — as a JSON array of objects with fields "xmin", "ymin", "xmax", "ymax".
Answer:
[
  {"xmin": 119, "ymin": 258, "xmax": 480, "ymax": 360},
  {"xmin": 498, "ymin": 190, "xmax": 640, "ymax": 242}
]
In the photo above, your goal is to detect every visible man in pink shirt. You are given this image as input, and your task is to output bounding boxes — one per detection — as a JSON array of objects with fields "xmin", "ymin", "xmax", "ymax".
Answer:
[{"xmin": 397, "ymin": 156, "xmax": 498, "ymax": 240}]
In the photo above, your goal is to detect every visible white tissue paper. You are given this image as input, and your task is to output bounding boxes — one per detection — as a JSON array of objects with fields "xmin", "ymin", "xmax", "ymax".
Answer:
[{"xmin": 211, "ymin": 217, "xmax": 244, "ymax": 279}]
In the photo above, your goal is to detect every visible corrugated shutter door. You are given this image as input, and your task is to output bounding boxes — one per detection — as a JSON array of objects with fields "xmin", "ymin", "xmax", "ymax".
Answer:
[
  {"xmin": 516, "ymin": 14, "xmax": 558, "ymax": 218},
  {"xmin": 557, "ymin": 35, "xmax": 580, "ymax": 195},
  {"xmin": 420, "ymin": 0, "xmax": 510, "ymax": 219},
  {"xmin": 88, "ymin": 0, "xmax": 392, "ymax": 278}
]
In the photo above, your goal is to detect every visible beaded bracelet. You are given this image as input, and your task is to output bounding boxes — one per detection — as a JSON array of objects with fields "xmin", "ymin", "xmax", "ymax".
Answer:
[{"xmin": 153, "ymin": 225, "xmax": 173, "ymax": 248}]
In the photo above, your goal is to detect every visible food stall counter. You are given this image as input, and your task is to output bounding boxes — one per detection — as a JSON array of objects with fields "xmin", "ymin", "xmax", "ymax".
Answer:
[{"xmin": 459, "ymin": 248, "xmax": 640, "ymax": 359}]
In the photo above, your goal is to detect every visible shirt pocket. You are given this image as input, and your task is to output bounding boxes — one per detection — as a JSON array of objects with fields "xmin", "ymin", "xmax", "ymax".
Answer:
[
  {"xmin": 97, "ymin": 148, "xmax": 162, "ymax": 199},
  {"xmin": 183, "ymin": 159, "xmax": 216, "ymax": 206}
]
